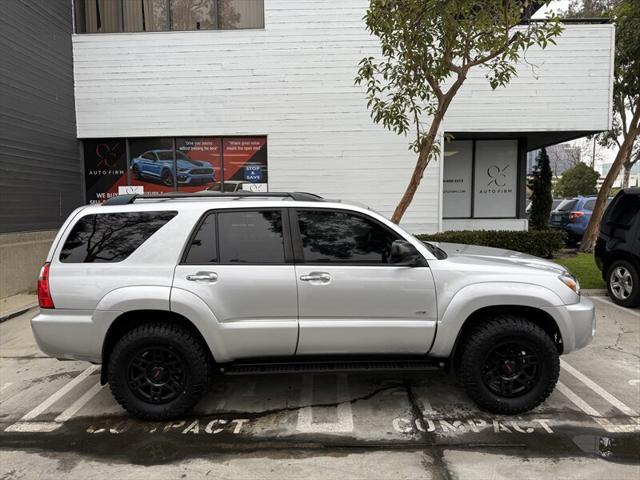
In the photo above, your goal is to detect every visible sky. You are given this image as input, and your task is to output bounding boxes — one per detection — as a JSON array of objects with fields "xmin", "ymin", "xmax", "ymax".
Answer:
[{"xmin": 532, "ymin": 0, "xmax": 572, "ymax": 18}]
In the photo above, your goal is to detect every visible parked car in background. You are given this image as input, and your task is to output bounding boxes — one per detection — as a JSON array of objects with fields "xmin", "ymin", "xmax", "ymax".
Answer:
[
  {"xmin": 549, "ymin": 196, "xmax": 612, "ymax": 245},
  {"xmin": 595, "ymin": 188, "xmax": 640, "ymax": 307},
  {"xmin": 130, "ymin": 150, "xmax": 215, "ymax": 187},
  {"xmin": 525, "ymin": 198, "xmax": 564, "ymax": 219}
]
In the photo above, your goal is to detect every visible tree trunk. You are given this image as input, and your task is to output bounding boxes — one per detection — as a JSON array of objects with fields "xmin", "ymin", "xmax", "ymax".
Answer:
[
  {"xmin": 622, "ymin": 162, "xmax": 631, "ymax": 189},
  {"xmin": 580, "ymin": 100, "xmax": 640, "ymax": 252},
  {"xmin": 390, "ymin": 113, "xmax": 443, "ymax": 224},
  {"xmin": 391, "ymin": 79, "xmax": 465, "ymax": 224}
]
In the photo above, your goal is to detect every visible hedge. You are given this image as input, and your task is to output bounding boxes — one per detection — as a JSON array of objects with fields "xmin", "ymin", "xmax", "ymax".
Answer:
[{"xmin": 414, "ymin": 230, "xmax": 566, "ymax": 258}]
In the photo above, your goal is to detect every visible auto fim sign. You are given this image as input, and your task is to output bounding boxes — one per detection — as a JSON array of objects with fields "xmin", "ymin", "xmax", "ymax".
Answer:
[{"xmin": 244, "ymin": 165, "xmax": 262, "ymax": 183}]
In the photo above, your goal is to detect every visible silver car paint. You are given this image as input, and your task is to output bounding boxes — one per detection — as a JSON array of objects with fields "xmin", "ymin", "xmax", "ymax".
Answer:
[{"xmin": 32, "ymin": 199, "xmax": 595, "ymax": 364}]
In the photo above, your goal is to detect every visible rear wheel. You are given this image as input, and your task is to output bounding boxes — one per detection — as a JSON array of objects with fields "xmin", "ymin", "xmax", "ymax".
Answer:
[
  {"xmin": 108, "ymin": 322, "xmax": 210, "ymax": 420},
  {"xmin": 607, "ymin": 259, "xmax": 640, "ymax": 307},
  {"xmin": 458, "ymin": 316, "xmax": 559, "ymax": 414},
  {"xmin": 132, "ymin": 164, "xmax": 142, "ymax": 180}
]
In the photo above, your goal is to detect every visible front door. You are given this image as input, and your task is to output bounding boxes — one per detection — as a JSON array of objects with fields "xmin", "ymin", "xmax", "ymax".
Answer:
[
  {"xmin": 173, "ymin": 208, "xmax": 298, "ymax": 359},
  {"xmin": 292, "ymin": 208, "xmax": 438, "ymax": 355}
]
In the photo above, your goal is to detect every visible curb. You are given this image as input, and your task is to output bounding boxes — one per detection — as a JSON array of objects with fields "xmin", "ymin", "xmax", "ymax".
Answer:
[
  {"xmin": 582, "ymin": 289, "xmax": 608, "ymax": 297},
  {"xmin": 0, "ymin": 303, "xmax": 39, "ymax": 324}
]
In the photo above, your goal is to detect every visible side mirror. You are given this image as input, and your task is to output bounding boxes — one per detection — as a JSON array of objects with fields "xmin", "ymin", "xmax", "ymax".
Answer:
[{"xmin": 389, "ymin": 240, "xmax": 425, "ymax": 267}]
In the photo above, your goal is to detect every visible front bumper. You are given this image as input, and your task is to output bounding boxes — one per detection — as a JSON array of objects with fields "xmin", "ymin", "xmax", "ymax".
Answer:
[
  {"xmin": 177, "ymin": 173, "xmax": 215, "ymax": 185},
  {"xmin": 542, "ymin": 295, "xmax": 595, "ymax": 354}
]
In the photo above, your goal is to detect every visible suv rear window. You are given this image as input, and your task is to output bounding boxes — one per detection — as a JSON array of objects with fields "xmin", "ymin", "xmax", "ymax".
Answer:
[
  {"xmin": 556, "ymin": 199, "xmax": 578, "ymax": 211},
  {"xmin": 217, "ymin": 210, "xmax": 285, "ymax": 264},
  {"xmin": 60, "ymin": 211, "xmax": 177, "ymax": 263}
]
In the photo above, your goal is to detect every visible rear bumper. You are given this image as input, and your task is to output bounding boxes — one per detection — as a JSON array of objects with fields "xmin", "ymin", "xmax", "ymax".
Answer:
[
  {"xmin": 31, "ymin": 309, "xmax": 117, "ymax": 363},
  {"xmin": 542, "ymin": 295, "xmax": 595, "ymax": 354}
]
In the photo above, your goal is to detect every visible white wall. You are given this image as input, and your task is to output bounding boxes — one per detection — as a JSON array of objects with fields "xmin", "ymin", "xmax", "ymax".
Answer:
[{"xmin": 72, "ymin": 0, "xmax": 614, "ymax": 233}]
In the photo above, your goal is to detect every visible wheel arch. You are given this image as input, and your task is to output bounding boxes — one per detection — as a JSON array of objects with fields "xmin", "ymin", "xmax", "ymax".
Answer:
[
  {"xmin": 100, "ymin": 309, "xmax": 216, "ymax": 385},
  {"xmin": 448, "ymin": 305, "xmax": 563, "ymax": 374}
]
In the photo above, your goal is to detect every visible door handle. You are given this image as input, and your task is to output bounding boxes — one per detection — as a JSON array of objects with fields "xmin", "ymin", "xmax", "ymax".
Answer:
[
  {"xmin": 186, "ymin": 271, "xmax": 218, "ymax": 282},
  {"xmin": 299, "ymin": 272, "xmax": 331, "ymax": 283}
]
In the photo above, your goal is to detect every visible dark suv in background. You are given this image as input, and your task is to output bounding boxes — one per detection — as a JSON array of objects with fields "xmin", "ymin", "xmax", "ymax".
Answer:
[{"xmin": 595, "ymin": 188, "xmax": 640, "ymax": 307}]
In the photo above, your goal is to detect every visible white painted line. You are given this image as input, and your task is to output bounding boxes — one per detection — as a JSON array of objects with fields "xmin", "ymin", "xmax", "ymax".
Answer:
[
  {"xmin": 0, "ymin": 383, "xmax": 13, "ymax": 392},
  {"xmin": 557, "ymin": 381, "xmax": 640, "ymax": 433},
  {"xmin": 590, "ymin": 296, "xmax": 640, "ymax": 318},
  {"xmin": 561, "ymin": 359, "xmax": 640, "ymax": 424},
  {"xmin": 14, "ymin": 365, "xmax": 99, "ymax": 422},
  {"xmin": 297, "ymin": 375, "xmax": 354, "ymax": 433},
  {"xmin": 4, "ymin": 422, "xmax": 61, "ymax": 433},
  {"xmin": 55, "ymin": 382, "xmax": 104, "ymax": 423}
]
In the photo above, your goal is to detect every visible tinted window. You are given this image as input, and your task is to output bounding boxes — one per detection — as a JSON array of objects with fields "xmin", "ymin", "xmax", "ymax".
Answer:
[
  {"xmin": 184, "ymin": 213, "xmax": 217, "ymax": 264},
  {"xmin": 297, "ymin": 210, "xmax": 401, "ymax": 264},
  {"xmin": 584, "ymin": 200, "xmax": 596, "ymax": 210},
  {"xmin": 60, "ymin": 211, "xmax": 177, "ymax": 263},
  {"xmin": 557, "ymin": 199, "xmax": 579, "ymax": 212},
  {"xmin": 218, "ymin": 210, "xmax": 284, "ymax": 263}
]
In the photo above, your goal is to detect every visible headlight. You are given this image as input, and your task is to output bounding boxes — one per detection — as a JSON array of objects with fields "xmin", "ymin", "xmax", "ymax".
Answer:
[{"xmin": 559, "ymin": 272, "xmax": 580, "ymax": 295}]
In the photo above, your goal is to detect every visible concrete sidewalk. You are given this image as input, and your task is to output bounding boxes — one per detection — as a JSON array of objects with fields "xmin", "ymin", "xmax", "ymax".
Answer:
[{"xmin": 0, "ymin": 294, "xmax": 38, "ymax": 323}]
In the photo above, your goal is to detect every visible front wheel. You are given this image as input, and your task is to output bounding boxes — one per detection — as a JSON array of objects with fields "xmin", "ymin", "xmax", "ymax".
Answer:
[
  {"xmin": 458, "ymin": 316, "xmax": 559, "ymax": 414},
  {"xmin": 107, "ymin": 322, "xmax": 210, "ymax": 420},
  {"xmin": 607, "ymin": 259, "xmax": 640, "ymax": 308},
  {"xmin": 161, "ymin": 169, "xmax": 174, "ymax": 187}
]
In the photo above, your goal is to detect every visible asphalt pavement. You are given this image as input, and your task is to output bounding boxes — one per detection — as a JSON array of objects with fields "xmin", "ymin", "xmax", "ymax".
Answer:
[{"xmin": 0, "ymin": 296, "xmax": 638, "ymax": 479}]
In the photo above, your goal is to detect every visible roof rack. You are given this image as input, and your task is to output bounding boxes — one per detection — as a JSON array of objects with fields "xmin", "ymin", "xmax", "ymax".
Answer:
[{"xmin": 102, "ymin": 191, "xmax": 324, "ymax": 206}]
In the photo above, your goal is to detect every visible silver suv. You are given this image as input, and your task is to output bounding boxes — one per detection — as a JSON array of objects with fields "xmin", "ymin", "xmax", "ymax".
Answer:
[{"xmin": 32, "ymin": 192, "xmax": 595, "ymax": 420}]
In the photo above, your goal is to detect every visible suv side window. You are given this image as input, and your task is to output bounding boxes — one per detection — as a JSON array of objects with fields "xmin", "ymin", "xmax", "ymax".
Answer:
[
  {"xmin": 183, "ymin": 213, "xmax": 218, "ymax": 264},
  {"xmin": 218, "ymin": 210, "xmax": 285, "ymax": 264},
  {"xmin": 295, "ymin": 209, "xmax": 402, "ymax": 264},
  {"xmin": 584, "ymin": 200, "xmax": 595, "ymax": 210},
  {"xmin": 60, "ymin": 211, "xmax": 177, "ymax": 263}
]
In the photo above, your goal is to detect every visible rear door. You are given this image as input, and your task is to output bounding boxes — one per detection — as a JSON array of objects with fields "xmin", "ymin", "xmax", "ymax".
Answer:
[
  {"xmin": 173, "ymin": 208, "xmax": 299, "ymax": 359},
  {"xmin": 292, "ymin": 208, "xmax": 437, "ymax": 355}
]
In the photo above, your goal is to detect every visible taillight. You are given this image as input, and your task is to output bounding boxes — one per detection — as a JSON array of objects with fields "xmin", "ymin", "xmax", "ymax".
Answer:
[
  {"xmin": 37, "ymin": 262, "xmax": 55, "ymax": 309},
  {"xmin": 568, "ymin": 211, "xmax": 585, "ymax": 222}
]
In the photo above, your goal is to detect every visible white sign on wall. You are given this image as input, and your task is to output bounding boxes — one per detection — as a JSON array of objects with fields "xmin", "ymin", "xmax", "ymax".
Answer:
[
  {"xmin": 473, "ymin": 140, "xmax": 518, "ymax": 218},
  {"xmin": 442, "ymin": 140, "xmax": 473, "ymax": 218}
]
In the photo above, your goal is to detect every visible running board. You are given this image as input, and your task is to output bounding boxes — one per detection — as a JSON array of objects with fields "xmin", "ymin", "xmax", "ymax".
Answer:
[{"xmin": 221, "ymin": 359, "xmax": 444, "ymax": 376}]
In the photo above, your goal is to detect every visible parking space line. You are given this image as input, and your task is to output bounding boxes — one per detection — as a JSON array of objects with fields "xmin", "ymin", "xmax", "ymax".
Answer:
[
  {"xmin": 0, "ymin": 383, "xmax": 13, "ymax": 392},
  {"xmin": 561, "ymin": 359, "xmax": 640, "ymax": 424},
  {"xmin": 296, "ymin": 375, "xmax": 354, "ymax": 433},
  {"xmin": 557, "ymin": 381, "xmax": 640, "ymax": 433},
  {"xmin": 4, "ymin": 365, "xmax": 99, "ymax": 432},
  {"xmin": 55, "ymin": 382, "xmax": 104, "ymax": 423}
]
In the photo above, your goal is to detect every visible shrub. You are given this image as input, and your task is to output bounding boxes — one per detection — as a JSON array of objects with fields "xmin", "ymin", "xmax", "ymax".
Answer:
[
  {"xmin": 415, "ymin": 230, "xmax": 567, "ymax": 258},
  {"xmin": 528, "ymin": 148, "xmax": 553, "ymax": 230}
]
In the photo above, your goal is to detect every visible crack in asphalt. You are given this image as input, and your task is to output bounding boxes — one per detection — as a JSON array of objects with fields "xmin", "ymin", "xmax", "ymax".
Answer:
[
  {"xmin": 211, "ymin": 383, "xmax": 403, "ymax": 419},
  {"xmin": 403, "ymin": 379, "xmax": 453, "ymax": 480}
]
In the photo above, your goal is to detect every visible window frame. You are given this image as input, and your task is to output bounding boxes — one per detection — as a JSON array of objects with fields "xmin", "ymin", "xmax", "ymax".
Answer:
[
  {"xmin": 73, "ymin": 0, "xmax": 265, "ymax": 34},
  {"xmin": 290, "ymin": 207, "xmax": 424, "ymax": 267},
  {"xmin": 180, "ymin": 207, "xmax": 294, "ymax": 266}
]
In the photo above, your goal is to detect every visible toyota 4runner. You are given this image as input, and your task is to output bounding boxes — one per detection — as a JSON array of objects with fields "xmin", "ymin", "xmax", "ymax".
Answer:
[{"xmin": 32, "ymin": 192, "xmax": 595, "ymax": 420}]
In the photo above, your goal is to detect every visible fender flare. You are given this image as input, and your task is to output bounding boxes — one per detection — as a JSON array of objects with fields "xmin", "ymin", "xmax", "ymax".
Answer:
[{"xmin": 429, "ymin": 282, "xmax": 565, "ymax": 358}]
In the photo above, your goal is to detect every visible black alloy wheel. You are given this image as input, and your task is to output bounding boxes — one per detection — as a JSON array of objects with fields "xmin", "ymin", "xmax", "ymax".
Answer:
[
  {"xmin": 482, "ymin": 341, "xmax": 540, "ymax": 398},
  {"xmin": 127, "ymin": 345, "xmax": 186, "ymax": 404}
]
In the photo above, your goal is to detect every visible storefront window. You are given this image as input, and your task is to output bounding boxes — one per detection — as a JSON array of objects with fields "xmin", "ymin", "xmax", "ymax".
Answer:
[
  {"xmin": 443, "ymin": 139, "xmax": 519, "ymax": 219},
  {"xmin": 82, "ymin": 136, "xmax": 267, "ymax": 203},
  {"xmin": 175, "ymin": 137, "xmax": 222, "ymax": 192},
  {"xmin": 129, "ymin": 138, "xmax": 176, "ymax": 194},
  {"xmin": 74, "ymin": 0, "xmax": 264, "ymax": 33}
]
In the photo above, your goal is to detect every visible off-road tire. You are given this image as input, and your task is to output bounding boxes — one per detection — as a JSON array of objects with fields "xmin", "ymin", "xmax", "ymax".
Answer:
[
  {"xmin": 108, "ymin": 322, "xmax": 210, "ymax": 420},
  {"xmin": 458, "ymin": 315, "xmax": 559, "ymax": 414},
  {"xmin": 606, "ymin": 259, "xmax": 640, "ymax": 308}
]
